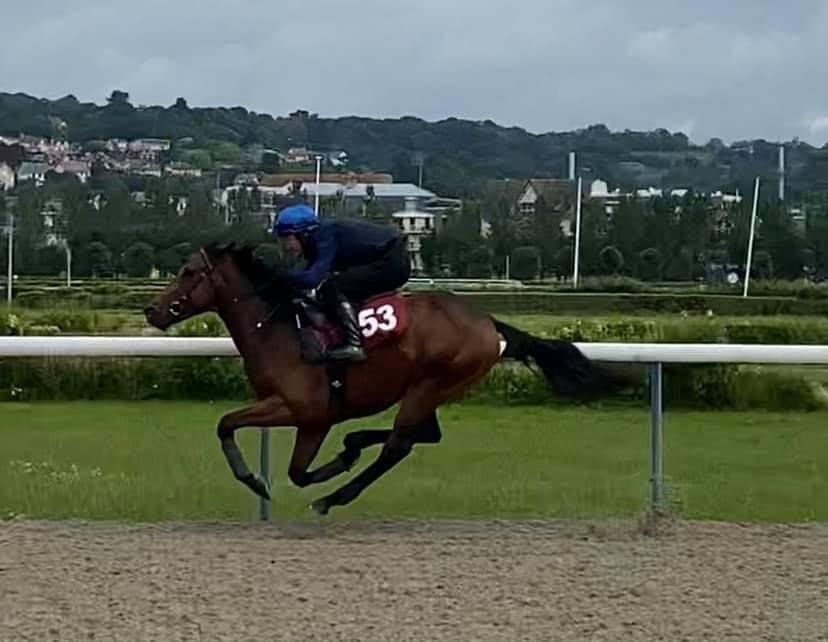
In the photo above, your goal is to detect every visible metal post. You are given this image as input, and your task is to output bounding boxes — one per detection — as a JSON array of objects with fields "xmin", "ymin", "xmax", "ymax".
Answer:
[
  {"xmin": 66, "ymin": 244, "xmax": 72, "ymax": 288},
  {"xmin": 648, "ymin": 362, "xmax": 665, "ymax": 510},
  {"xmin": 258, "ymin": 428, "xmax": 271, "ymax": 521},
  {"xmin": 5, "ymin": 213, "xmax": 12, "ymax": 306},
  {"xmin": 572, "ymin": 176, "xmax": 583, "ymax": 288},
  {"xmin": 743, "ymin": 176, "xmax": 760, "ymax": 298},
  {"xmin": 313, "ymin": 155, "xmax": 322, "ymax": 216}
]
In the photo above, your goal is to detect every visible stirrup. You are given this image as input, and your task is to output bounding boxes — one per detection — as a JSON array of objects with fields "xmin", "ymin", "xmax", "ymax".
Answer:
[{"xmin": 327, "ymin": 344, "xmax": 367, "ymax": 362}]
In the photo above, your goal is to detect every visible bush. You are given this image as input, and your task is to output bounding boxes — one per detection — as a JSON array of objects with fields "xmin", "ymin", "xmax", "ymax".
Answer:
[
  {"xmin": 3, "ymin": 310, "xmax": 136, "ymax": 335},
  {"xmin": 0, "ymin": 355, "xmax": 822, "ymax": 411},
  {"xmin": 12, "ymin": 278, "xmax": 828, "ymax": 316},
  {"xmin": 0, "ymin": 357, "xmax": 251, "ymax": 401},
  {"xmin": 457, "ymin": 291, "xmax": 828, "ymax": 317}
]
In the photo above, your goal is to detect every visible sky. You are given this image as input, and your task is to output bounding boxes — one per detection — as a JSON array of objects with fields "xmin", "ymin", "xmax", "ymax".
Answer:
[{"xmin": 2, "ymin": 0, "xmax": 827, "ymax": 146}]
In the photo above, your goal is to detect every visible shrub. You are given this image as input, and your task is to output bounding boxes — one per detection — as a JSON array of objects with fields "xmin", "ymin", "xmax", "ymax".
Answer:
[{"xmin": 0, "ymin": 354, "xmax": 824, "ymax": 411}]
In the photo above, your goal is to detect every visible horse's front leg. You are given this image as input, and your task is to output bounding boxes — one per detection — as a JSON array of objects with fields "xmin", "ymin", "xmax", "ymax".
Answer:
[{"xmin": 217, "ymin": 396, "xmax": 295, "ymax": 500}]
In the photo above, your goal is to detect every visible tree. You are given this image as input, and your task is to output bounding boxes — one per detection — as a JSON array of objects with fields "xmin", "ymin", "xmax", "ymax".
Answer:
[
  {"xmin": 805, "ymin": 203, "xmax": 828, "ymax": 277},
  {"xmin": 606, "ymin": 198, "xmax": 647, "ymax": 276},
  {"xmin": 158, "ymin": 242, "xmax": 193, "ymax": 275},
  {"xmin": 533, "ymin": 196, "xmax": 564, "ymax": 277},
  {"xmin": 106, "ymin": 90, "xmax": 131, "ymax": 106},
  {"xmin": 87, "ymin": 241, "xmax": 113, "ymax": 277},
  {"xmin": 756, "ymin": 201, "xmax": 806, "ymax": 278},
  {"xmin": 511, "ymin": 246, "xmax": 541, "ymax": 280},
  {"xmin": 123, "ymin": 241, "xmax": 155, "ymax": 277},
  {"xmin": 425, "ymin": 203, "xmax": 490, "ymax": 277}
]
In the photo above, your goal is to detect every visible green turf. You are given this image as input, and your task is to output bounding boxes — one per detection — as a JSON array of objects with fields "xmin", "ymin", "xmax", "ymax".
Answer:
[{"xmin": 1, "ymin": 401, "xmax": 825, "ymax": 524}]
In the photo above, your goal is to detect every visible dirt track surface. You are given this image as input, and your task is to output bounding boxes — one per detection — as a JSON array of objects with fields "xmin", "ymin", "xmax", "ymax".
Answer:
[{"xmin": 1, "ymin": 518, "xmax": 827, "ymax": 641}]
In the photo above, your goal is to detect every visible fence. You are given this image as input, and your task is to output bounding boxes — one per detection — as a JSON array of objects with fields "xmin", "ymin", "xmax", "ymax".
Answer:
[{"xmin": 3, "ymin": 336, "xmax": 828, "ymax": 520}]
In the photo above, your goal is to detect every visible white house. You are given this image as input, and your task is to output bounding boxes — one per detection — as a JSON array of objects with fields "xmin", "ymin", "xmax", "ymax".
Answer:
[
  {"xmin": 0, "ymin": 163, "xmax": 15, "ymax": 191},
  {"xmin": 55, "ymin": 160, "xmax": 91, "ymax": 184},
  {"xmin": 515, "ymin": 178, "xmax": 574, "ymax": 215},
  {"xmin": 392, "ymin": 197, "xmax": 435, "ymax": 273},
  {"xmin": 17, "ymin": 162, "xmax": 49, "ymax": 186}
]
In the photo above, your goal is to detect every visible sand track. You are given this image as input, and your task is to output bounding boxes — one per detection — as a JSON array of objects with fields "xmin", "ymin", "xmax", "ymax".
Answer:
[{"xmin": 1, "ymin": 518, "xmax": 827, "ymax": 641}]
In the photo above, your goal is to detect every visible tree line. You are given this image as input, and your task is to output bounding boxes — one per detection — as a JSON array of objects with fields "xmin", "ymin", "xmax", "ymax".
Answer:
[
  {"xmin": 3, "ymin": 167, "xmax": 828, "ymax": 283},
  {"xmin": 4, "ymin": 90, "xmax": 828, "ymax": 200},
  {"xmin": 424, "ymin": 192, "xmax": 828, "ymax": 282},
  {"xmin": 0, "ymin": 171, "xmax": 266, "ymax": 279}
]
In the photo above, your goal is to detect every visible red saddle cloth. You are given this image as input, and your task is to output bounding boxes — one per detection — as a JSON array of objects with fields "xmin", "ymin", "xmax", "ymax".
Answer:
[{"xmin": 313, "ymin": 292, "xmax": 409, "ymax": 352}]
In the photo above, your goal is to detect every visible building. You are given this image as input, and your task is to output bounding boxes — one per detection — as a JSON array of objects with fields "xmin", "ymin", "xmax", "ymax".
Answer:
[
  {"xmin": 392, "ymin": 198, "xmax": 435, "ymax": 273},
  {"xmin": 220, "ymin": 180, "xmax": 439, "ymax": 224},
  {"xmin": 128, "ymin": 139, "xmax": 171, "ymax": 155},
  {"xmin": 17, "ymin": 162, "xmax": 49, "ymax": 186},
  {"xmin": 164, "ymin": 162, "xmax": 203, "ymax": 178},
  {"xmin": 258, "ymin": 172, "xmax": 393, "ymax": 188},
  {"xmin": 0, "ymin": 163, "xmax": 15, "ymax": 191},
  {"xmin": 55, "ymin": 160, "xmax": 91, "ymax": 184},
  {"xmin": 515, "ymin": 178, "xmax": 575, "ymax": 215}
]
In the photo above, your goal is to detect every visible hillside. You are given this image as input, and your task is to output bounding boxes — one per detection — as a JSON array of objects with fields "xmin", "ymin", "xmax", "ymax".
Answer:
[{"xmin": 1, "ymin": 90, "xmax": 827, "ymax": 198}]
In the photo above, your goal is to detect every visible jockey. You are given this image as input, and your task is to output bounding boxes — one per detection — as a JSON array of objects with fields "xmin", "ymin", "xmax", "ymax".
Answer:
[{"xmin": 272, "ymin": 203, "xmax": 411, "ymax": 362}]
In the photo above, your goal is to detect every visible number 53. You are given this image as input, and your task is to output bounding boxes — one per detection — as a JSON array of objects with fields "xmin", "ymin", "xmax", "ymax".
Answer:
[{"xmin": 358, "ymin": 305, "xmax": 398, "ymax": 338}]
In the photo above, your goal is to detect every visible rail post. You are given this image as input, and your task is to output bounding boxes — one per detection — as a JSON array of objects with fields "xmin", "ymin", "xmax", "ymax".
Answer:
[
  {"xmin": 648, "ymin": 362, "xmax": 665, "ymax": 510},
  {"xmin": 258, "ymin": 429, "xmax": 271, "ymax": 521}
]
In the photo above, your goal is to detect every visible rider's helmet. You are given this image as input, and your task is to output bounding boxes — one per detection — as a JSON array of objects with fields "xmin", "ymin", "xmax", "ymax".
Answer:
[{"xmin": 273, "ymin": 204, "xmax": 319, "ymax": 237}]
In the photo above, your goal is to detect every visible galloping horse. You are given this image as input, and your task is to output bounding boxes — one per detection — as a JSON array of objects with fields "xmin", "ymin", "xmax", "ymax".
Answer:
[{"xmin": 144, "ymin": 242, "xmax": 634, "ymax": 515}]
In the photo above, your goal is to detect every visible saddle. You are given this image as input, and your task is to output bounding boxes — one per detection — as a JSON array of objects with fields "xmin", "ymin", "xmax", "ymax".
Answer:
[{"xmin": 292, "ymin": 291, "xmax": 410, "ymax": 365}]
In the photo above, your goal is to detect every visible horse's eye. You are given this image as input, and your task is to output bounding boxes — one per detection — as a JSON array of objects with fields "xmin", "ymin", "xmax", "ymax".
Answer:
[{"xmin": 181, "ymin": 267, "xmax": 194, "ymax": 278}]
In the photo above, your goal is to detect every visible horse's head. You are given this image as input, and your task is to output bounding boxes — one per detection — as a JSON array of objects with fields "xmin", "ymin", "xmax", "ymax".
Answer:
[{"xmin": 144, "ymin": 242, "xmax": 279, "ymax": 330}]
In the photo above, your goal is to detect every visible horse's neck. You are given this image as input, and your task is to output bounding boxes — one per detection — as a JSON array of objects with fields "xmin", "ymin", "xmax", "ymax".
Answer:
[{"xmin": 216, "ymin": 291, "xmax": 293, "ymax": 362}]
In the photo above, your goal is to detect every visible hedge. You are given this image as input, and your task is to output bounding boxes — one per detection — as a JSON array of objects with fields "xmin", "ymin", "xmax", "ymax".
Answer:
[
  {"xmin": 8, "ymin": 310, "xmax": 828, "ymax": 345},
  {"xmin": 11, "ymin": 288, "xmax": 828, "ymax": 317},
  {"xmin": 0, "ymin": 355, "xmax": 823, "ymax": 411},
  {"xmin": 13, "ymin": 276, "xmax": 828, "ymax": 298},
  {"xmin": 458, "ymin": 291, "xmax": 828, "ymax": 317}
]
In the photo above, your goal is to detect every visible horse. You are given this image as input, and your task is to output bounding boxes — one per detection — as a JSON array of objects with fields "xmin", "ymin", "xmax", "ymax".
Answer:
[{"xmin": 143, "ymin": 242, "xmax": 635, "ymax": 515}]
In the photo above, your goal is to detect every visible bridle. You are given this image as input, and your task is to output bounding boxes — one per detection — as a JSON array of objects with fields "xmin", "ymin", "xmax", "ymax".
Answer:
[
  {"xmin": 166, "ymin": 248, "xmax": 215, "ymax": 318},
  {"xmin": 165, "ymin": 248, "xmax": 283, "ymax": 331}
]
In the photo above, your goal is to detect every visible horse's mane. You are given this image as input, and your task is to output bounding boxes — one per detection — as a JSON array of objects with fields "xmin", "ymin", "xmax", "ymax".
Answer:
[{"xmin": 203, "ymin": 241, "xmax": 283, "ymax": 290}]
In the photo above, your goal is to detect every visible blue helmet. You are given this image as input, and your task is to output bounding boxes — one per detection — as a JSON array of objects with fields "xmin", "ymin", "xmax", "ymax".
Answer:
[{"xmin": 273, "ymin": 204, "xmax": 319, "ymax": 237}]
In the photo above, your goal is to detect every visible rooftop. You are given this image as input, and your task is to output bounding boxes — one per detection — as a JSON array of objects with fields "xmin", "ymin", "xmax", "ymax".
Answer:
[{"xmin": 269, "ymin": 182, "xmax": 437, "ymax": 200}]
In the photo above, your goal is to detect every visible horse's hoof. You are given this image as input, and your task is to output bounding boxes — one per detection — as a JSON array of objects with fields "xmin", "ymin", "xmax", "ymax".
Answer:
[
  {"xmin": 310, "ymin": 498, "xmax": 329, "ymax": 516},
  {"xmin": 247, "ymin": 475, "xmax": 271, "ymax": 501}
]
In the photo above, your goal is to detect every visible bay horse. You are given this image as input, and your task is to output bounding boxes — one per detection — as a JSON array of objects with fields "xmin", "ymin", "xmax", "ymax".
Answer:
[{"xmin": 144, "ymin": 242, "xmax": 633, "ymax": 515}]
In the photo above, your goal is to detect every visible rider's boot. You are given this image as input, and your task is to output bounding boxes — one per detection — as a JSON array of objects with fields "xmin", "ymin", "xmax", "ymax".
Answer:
[{"xmin": 327, "ymin": 296, "xmax": 367, "ymax": 363}]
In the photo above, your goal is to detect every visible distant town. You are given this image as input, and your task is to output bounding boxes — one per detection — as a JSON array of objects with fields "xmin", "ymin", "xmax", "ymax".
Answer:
[{"xmin": 1, "ymin": 130, "xmax": 761, "ymax": 277}]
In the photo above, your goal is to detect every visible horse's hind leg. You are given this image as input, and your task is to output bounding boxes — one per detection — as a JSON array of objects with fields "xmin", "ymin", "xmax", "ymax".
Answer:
[
  {"xmin": 302, "ymin": 429, "xmax": 391, "ymax": 485},
  {"xmin": 304, "ymin": 414, "xmax": 441, "ymax": 486},
  {"xmin": 309, "ymin": 388, "xmax": 453, "ymax": 515},
  {"xmin": 411, "ymin": 411, "xmax": 442, "ymax": 444}
]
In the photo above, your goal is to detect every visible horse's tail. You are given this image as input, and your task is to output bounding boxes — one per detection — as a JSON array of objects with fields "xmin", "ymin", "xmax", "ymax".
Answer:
[{"xmin": 492, "ymin": 318, "xmax": 636, "ymax": 400}]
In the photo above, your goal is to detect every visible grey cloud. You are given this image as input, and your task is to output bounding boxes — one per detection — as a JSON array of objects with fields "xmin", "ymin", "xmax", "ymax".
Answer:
[{"xmin": 2, "ymin": 0, "xmax": 827, "ymax": 145}]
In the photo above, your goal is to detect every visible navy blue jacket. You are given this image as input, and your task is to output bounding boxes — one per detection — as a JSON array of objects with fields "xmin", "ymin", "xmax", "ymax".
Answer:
[{"xmin": 284, "ymin": 218, "xmax": 401, "ymax": 290}]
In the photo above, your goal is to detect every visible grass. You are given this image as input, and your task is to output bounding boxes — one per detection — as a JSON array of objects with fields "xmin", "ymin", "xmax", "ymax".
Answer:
[{"xmin": 1, "ymin": 401, "xmax": 826, "ymax": 524}]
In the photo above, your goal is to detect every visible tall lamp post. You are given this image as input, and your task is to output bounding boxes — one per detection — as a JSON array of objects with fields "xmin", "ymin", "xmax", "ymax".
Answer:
[
  {"xmin": 314, "ymin": 154, "xmax": 323, "ymax": 216},
  {"xmin": 2, "ymin": 213, "xmax": 13, "ymax": 306}
]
